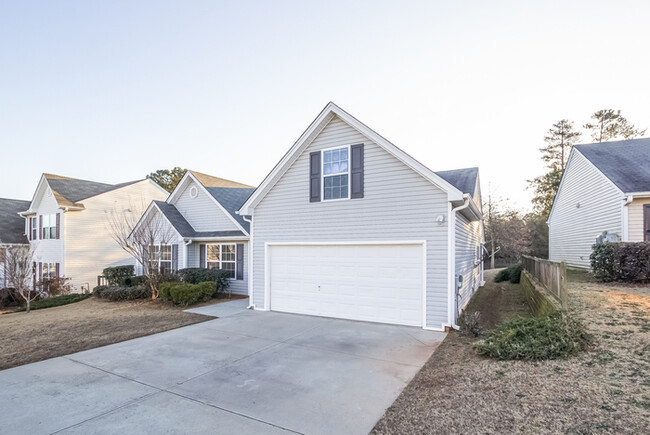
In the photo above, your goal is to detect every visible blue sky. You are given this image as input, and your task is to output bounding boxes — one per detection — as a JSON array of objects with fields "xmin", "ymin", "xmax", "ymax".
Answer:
[{"xmin": 1, "ymin": 1, "xmax": 649, "ymax": 209}]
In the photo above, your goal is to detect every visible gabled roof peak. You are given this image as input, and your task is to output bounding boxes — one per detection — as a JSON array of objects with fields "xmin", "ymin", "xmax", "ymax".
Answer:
[{"xmin": 188, "ymin": 170, "xmax": 254, "ymax": 189}]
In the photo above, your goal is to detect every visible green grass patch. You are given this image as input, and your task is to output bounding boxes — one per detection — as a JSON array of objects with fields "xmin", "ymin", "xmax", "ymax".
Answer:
[
  {"xmin": 474, "ymin": 312, "xmax": 591, "ymax": 360},
  {"xmin": 15, "ymin": 294, "xmax": 92, "ymax": 312}
]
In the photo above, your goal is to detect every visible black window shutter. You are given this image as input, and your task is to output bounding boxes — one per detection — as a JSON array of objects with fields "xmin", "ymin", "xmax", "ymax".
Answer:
[
  {"xmin": 351, "ymin": 144, "xmax": 364, "ymax": 199},
  {"xmin": 55, "ymin": 213, "xmax": 61, "ymax": 239},
  {"xmin": 39, "ymin": 215, "xmax": 42, "ymax": 240},
  {"xmin": 29, "ymin": 217, "xmax": 32, "ymax": 241},
  {"xmin": 199, "ymin": 244, "xmax": 206, "ymax": 268},
  {"xmin": 310, "ymin": 151, "xmax": 321, "ymax": 202},
  {"xmin": 172, "ymin": 244, "xmax": 179, "ymax": 272},
  {"xmin": 644, "ymin": 205, "xmax": 650, "ymax": 242},
  {"xmin": 55, "ymin": 263, "xmax": 60, "ymax": 278},
  {"xmin": 236, "ymin": 243, "xmax": 244, "ymax": 280}
]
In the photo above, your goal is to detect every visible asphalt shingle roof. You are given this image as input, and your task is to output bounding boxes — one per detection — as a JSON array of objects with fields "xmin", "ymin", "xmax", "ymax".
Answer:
[
  {"xmin": 435, "ymin": 167, "xmax": 479, "ymax": 196},
  {"xmin": 204, "ymin": 187, "xmax": 255, "ymax": 233},
  {"xmin": 574, "ymin": 138, "xmax": 650, "ymax": 193},
  {"xmin": 154, "ymin": 201, "xmax": 246, "ymax": 239},
  {"xmin": 0, "ymin": 198, "xmax": 30, "ymax": 244},
  {"xmin": 44, "ymin": 174, "xmax": 142, "ymax": 206}
]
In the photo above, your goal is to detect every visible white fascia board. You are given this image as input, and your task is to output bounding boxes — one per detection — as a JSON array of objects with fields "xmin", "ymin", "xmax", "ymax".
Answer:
[
  {"xmin": 23, "ymin": 174, "xmax": 49, "ymax": 213},
  {"xmin": 165, "ymin": 171, "xmax": 194, "ymax": 204},
  {"xmin": 129, "ymin": 201, "xmax": 164, "ymax": 240},
  {"xmin": 625, "ymin": 191, "xmax": 650, "ymax": 197},
  {"xmin": 184, "ymin": 236, "xmax": 249, "ymax": 242},
  {"xmin": 238, "ymin": 102, "xmax": 464, "ymax": 215}
]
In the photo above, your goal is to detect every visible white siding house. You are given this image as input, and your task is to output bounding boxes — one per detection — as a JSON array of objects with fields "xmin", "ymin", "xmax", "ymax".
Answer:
[
  {"xmin": 238, "ymin": 102, "xmax": 484, "ymax": 330},
  {"xmin": 133, "ymin": 171, "xmax": 254, "ymax": 295},
  {"xmin": 18, "ymin": 174, "xmax": 168, "ymax": 291},
  {"xmin": 0, "ymin": 198, "xmax": 31, "ymax": 289},
  {"xmin": 549, "ymin": 138, "xmax": 650, "ymax": 268}
]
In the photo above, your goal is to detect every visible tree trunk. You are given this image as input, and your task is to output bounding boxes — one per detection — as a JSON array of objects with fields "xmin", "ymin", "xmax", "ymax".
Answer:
[
  {"xmin": 490, "ymin": 238, "xmax": 495, "ymax": 269},
  {"xmin": 26, "ymin": 299, "xmax": 30, "ymax": 313}
]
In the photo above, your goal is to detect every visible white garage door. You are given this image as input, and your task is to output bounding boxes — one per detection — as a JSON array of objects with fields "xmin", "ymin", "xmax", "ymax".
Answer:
[{"xmin": 268, "ymin": 244, "xmax": 424, "ymax": 326}]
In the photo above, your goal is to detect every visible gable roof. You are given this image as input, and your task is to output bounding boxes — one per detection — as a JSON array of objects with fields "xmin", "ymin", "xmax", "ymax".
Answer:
[
  {"xmin": 38, "ymin": 174, "xmax": 143, "ymax": 209},
  {"xmin": 435, "ymin": 167, "xmax": 479, "ymax": 196},
  {"xmin": 574, "ymin": 137, "xmax": 650, "ymax": 193},
  {"xmin": 0, "ymin": 198, "xmax": 30, "ymax": 244},
  {"xmin": 153, "ymin": 201, "xmax": 246, "ymax": 239},
  {"xmin": 167, "ymin": 170, "xmax": 255, "ymax": 234},
  {"xmin": 238, "ymin": 102, "xmax": 465, "ymax": 215}
]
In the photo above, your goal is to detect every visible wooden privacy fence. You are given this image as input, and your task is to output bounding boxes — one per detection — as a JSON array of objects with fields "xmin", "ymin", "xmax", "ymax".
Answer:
[{"xmin": 521, "ymin": 255, "xmax": 568, "ymax": 310}]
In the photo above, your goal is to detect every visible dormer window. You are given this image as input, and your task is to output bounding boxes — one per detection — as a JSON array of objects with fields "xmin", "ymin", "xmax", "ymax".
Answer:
[{"xmin": 322, "ymin": 147, "xmax": 349, "ymax": 200}]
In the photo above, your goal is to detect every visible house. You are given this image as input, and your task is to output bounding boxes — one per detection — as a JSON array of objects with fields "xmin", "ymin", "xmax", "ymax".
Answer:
[
  {"xmin": 18, "ymin": 174, "xmax": 168, "ymax": 291},
  {"xmin": 237, "ymin": 102, "xmax": 484, "ymax": 331},
  {"xmin": 133, "ymin": 170, "xmax": 255, "ymax": 295},
  {"xmin": 0, "ymin": 198, "xmax": 31, "ymax": 288},
  {"xmin": 548, "ymin": 137, "xmax": 650, "ymax": 268}
]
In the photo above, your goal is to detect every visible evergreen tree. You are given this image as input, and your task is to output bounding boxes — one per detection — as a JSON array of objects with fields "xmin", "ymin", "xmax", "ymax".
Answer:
[
  {"xmin": 583, "ymin": 109, "xmax": 646, "ymax": 142},
  {"xmin": 146, "ymin": 167, "xmax": 188, "ymax": 192}
]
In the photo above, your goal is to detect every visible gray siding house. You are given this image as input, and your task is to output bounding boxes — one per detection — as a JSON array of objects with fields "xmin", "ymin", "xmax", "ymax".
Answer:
[
  {"xmin": 134, "ymin": 171, "xmax": 255, "ymax": 295},
  {"xmin": 238, "ymin": 102, "xmax": 484, "ymax": 330},
  {"xmin": 549, "ymin": 138, "xmax": 650, "ymax": 268},
  {"xmin": 0, "ymin": 198, "xmax": 31, "ymax": 289}
]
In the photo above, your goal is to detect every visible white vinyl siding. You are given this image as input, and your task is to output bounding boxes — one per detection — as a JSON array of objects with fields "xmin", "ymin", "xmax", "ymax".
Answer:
[
  {"xmin": 173, "ymin": 179, "xmax": 240, "ymax": 232},
  {"xmin": 63, "ymin": 180, "xmax": 169, "ymax": 290},
  {"xmin": 455, "ymin": 214, "xmax": 483, "ymax": 312},
  {"xmin": 29, "ymin": 187, "xmax": 65, "ymax": 280},
  {"xmin": 251, "ymin": 115, "xmax": 450, "ymax": 330},
  {"xmin": 627, "ymin": 198, "xmax": 650, "ymax": 242},
  {"xmin": 548, "ymin": 150, "xmax": 623, "ymax": 268}
]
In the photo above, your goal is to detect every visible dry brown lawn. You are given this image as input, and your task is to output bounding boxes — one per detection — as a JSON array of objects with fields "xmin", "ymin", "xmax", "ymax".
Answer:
[
  {"xmin": 372, "ymin": 269, "xmax": 650, "ymax": 434},
  {"xmin": 0, "ymin": 297, "xmax": 215, "ymax": 371}
]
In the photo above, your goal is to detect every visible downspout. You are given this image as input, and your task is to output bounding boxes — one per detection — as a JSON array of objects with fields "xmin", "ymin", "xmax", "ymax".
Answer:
[
  {"xmin": 242, "ymin": 214, "xmax": 254, "ymax": 309},
  {"xmin": 448, "ymin": 194, "xmax": 471, "ymax": 330},
  {"xmin": 622, "ymin": 195, "xmax": 633, "ymax": 242}
]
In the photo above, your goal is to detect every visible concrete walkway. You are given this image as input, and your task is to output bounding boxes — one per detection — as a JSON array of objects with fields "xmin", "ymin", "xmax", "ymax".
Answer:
[{"xmin": 0, "ymin": 300, "xmax": 446, "ymax": 435}]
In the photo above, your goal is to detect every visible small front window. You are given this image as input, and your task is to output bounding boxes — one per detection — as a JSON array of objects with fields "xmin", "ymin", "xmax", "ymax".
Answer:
[
  {"xmin": 207, "ymin": 244, "xmax": 237, "ymax": 279},
  {"xmin": 322, "ymin": 147, "xmax": 349, "ymax": 200},
  {"xmin": 148, "ymin": 244, "xmax": 172, "ymax": 274},
  {"xmin": 41, "ymin": 214, "xmax": 56, "ymax": 239},
  {"xmin": 30, "ymin": 217, "xmax": 38, "ymax": 240}
]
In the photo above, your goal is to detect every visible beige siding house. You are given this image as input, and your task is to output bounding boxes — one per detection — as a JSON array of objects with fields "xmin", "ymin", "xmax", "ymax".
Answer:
[
  {"xmin": 238, "ymin": 102, "xmax": 484, "ymax": 331},
  {"xmin": 132, "ymin": 171, "xmax": 254, "ymax": 295},
  {"xmin": 19, "ymin": 174, "xmax": 168, "ymax": 291},
  {"xmin": 548, "ymin": 138, "xmax": 650, "ymax": 268}
]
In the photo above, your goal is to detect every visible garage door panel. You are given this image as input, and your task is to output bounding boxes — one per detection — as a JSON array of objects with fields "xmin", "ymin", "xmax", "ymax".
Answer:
[{"xmin": 269, "ymin": 244, "xmax": 423, "ymax": 326}]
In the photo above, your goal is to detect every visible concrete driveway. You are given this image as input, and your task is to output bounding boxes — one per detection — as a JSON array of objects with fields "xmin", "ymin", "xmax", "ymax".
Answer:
[{"xmin": 0, "ymin": 299, "xmax": 445, "ymax": 435}]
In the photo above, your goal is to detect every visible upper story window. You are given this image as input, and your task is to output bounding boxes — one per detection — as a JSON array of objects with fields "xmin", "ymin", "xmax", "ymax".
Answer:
[
  {"xmin": 30, "ymin": 217, "xmax": 37, "ymax": 240},
  {"xmin": 322, "ymin": 147, "xmax": 349, "ymax": 200},
  {"xmin": 42, "ymin": 214, "xmax": 57, "ymax": 239},
  {"xmin": 207, "ymin": 243, "xmax": 236, "ymax": 279},
  {"xmin": 149, "ymin": 244, "xmax": 172, "ymax": 274}
]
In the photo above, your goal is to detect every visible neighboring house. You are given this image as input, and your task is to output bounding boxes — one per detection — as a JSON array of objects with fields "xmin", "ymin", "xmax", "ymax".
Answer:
[
  {"xmin": 238, "ymin": 102, "xmax": 484, "ymax": 331},
  {"xmin": 133, "ymin": 170, "xmax": 255, "ymax": 295},
  {"xmin": 0, "ymin": 198, "xmax": 31, "ymax": 288},
  {"xmin": 18, "ymin": 174, "xmax": 168, "ymax": 291},
  {"xmin": 548, "ymin": 137, "xmax": 650, "ymax": 268}
]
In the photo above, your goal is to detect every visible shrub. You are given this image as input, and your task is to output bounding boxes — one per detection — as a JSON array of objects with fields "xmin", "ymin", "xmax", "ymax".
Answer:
[
  {"xmin": 93, "ymin": 285, "xmax": 151, "ymax": 301},
  {"xmin": 458, "ymin": 311, "xmax": 483, "ymax": 337},
  {"xmin": 14, "ymin": 293, "xmax": 91, "ymax": 311},
  {"xmin": 40, "ymin": 276, "xmax": 73, "ymax": 297},
  {"xmin": 474, "ymin": 312, "xmax": 590, "ymax": 360},
  {"xmin": 590, "ymin": 242, "xmax": 650, "ymax": 283},
  {"xmin": 177, "ymin": 268, "xmax": 230, "ymax": 295},
  {"xmin": 102, "ymin": 265, "xmax": 135, "ymax": 286},
  {"xmin": 121, "ymin": 275, "xmax": 146, "ymax": 287},
  {"xmin": 159, "ymin": 281, "xmax": 216, "ymax": 306},
  {"xmin": 494, "ymin": 264, "xmax": 523, "ymax": 283}
]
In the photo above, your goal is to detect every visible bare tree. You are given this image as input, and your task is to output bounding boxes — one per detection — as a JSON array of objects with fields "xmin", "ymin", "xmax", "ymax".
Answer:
[
  {"xmin": 106, "ymin": 200, "xmax": 175, "ymax": 299},
  {"xmin": 0, "ymin": 245, "xmax": 38, "ymax": 312}
]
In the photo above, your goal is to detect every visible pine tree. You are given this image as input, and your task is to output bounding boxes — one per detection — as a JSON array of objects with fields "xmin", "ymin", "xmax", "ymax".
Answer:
[
  {"xmin": 583, "ymin": 109, "xmax": 646, "ymax": 142},
  {"xmin": 539, "ymin": 119, "xmax": 581, "ymax": 171}
]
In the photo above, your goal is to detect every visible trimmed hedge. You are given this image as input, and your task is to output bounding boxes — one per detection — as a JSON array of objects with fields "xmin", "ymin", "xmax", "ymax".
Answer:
[
  {"xmin": 102, "ymin": 266, "xmax": 135, "ymax": 286},
  {"xmin": 14, "ymin": 294, "xmax": 91, "ymax": 312},
  {"xmin": 494, "ymin": 264, "xmax": 523, "ymax": 284},
  {"xmin": 177, "ymin": 268, "xmax": 230, "ymax": 295},
  {"xmin": 474, "ymin": 312, "xmax": 590, "ymax": 360},
  {"xmin": 159, "ymin": 281, "xmax": 216, "ymax": 306},
  {"xmin": 93, "ymin": 285, "xmax": 151, "ymax": 301},
  {"xmin": 590, "ymin": 242, "xmax": 650, "ymax": 283}
]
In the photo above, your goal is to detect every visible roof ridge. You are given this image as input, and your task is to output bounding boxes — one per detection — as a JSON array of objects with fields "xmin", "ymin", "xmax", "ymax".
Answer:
[{"xmin": 189, "ymin": 170, "xmax": 255, "ymax": 189}]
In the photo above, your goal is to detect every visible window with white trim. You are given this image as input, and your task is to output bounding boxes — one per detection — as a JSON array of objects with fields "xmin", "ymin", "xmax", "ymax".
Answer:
[
  {"xmin": 322, "ymin": 147, "xmax": 349, "ymax": 200},
  {"xmin": 42, "ymin": 262, "xmax": 56, "ymax": 279},
  {"xmin": 206, "ymin": 243, "xmax": 236, "ymax": 279},
  {"xmin": 42, "ymin": 214, "xmax": 56, "ymax": 239},
  {"xmin": 149, "ymin": 244, "xmax": 172, "ymax": 274},
  {"xmin": 30, "ymin": 216, "xmax": 37, "ymax": 240}
]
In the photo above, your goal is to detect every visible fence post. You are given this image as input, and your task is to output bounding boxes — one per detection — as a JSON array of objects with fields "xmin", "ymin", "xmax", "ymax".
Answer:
[{"xmin": 560, "ymin": 262, "xmax": 567, "ymax": 311}]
